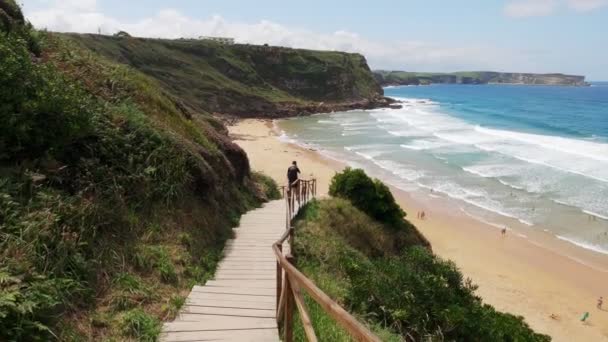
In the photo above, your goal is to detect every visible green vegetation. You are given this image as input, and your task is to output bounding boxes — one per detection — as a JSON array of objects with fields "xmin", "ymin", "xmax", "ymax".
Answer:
[
  {"xmin": 293, "ymin": 170, "xmax": 551, "ymax": 341},
  {"xmin": 0, "ymin": 3, "xmax": 280, "ymax": 340},
  {"xmin": 329, "ymin": 168, "xmax": 429, "ymax": 248},
  {"xmin": 252, "ymin": 171, "xmax": 282, "ymax": 200},
  {"xmin": 120, "ymin": 309, "xmax": 161, "ymax": 342},
  {"xmin": 63, "ymin": 33, "xmax": 384, "ymax": 117}
]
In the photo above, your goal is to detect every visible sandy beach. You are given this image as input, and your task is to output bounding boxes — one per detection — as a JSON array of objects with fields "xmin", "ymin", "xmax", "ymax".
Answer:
[{"xmin": 230, "ymin": 119, "xmax": 608, "ymax": 341}]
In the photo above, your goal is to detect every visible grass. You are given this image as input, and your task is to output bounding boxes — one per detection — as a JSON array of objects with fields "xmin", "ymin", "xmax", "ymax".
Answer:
[
  {"xmin": 109, "ymin": 273, "xmax": 158, "ymax": 311},
  {"xmin": 62, "ymin": 33, "xmax": 382, "ymax": 117},
  {"xmin": 120, "ymin": 309, "xmax": 161, "ymax": 342},
  {"xmin": 252, "ymin": 171, "xmax": 282, "ymax": 200},
  {"xmin": 289, "ymin": 199, "xmax": 403, "ymax": 340}
]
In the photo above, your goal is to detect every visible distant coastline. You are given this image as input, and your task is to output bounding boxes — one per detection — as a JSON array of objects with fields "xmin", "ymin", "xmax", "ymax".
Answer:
[{"xmin": 374, "ymin": 70, "xmax": 589, "ymax": 87}]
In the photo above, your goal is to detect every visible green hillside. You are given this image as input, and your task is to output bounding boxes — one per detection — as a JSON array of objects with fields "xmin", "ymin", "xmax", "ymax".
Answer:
[
  {"xmin": 0, "ymin": 2, "xmax": 279, "ymax": 340},
  {"xmin": 292, "ymin": 169, "xmax": 550, "ymax": 341},
  {"xmin": 64, "ymin": 34, "xmax": 388, "ymax": 117}
]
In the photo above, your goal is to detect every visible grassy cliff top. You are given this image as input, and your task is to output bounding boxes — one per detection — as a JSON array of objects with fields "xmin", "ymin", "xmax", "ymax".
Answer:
[{"xmin": 63, "ymin": 34, "xmax": 384, "ymax": 117}]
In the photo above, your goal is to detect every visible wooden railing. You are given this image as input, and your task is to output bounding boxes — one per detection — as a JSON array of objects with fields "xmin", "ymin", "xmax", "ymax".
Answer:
[{"xmin": 274, "ymin": 179, "xmax": 380, "ymax": 342}]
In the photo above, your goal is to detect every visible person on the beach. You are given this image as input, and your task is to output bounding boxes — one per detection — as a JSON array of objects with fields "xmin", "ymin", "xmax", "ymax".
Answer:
[
  {"xmin": 421, "ymin": 211, "xmax": 426, "ymax": 220},
  {"xmin": 287, "ymin": 161, "xmax": 301, "ymax": 201},
  {"xmin": 598, "ymin": 296, "xmax": 603, "ymax": 309},
  {"xmin": 580, "ymin": 311, "xmax": 590, "ymax": 323},
  {"xmin": 501, "ymin": 227, "xmax": 507, "ymax": 236}
]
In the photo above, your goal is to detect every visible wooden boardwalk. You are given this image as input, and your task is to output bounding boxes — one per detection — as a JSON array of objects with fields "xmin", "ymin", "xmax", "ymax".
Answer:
[{"xmin": 161, "ymin": 200, "xmax": 285, "ymax": 342}]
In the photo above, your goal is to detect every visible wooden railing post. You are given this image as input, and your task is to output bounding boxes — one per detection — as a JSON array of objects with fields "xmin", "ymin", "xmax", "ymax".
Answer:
[
  {"xmin": 276, "ymin": 244, "xmax": 283, "ymax": 310},
  {"xmin": 284, "ymin": 254, "xmax": 295, "ymax": 342}
]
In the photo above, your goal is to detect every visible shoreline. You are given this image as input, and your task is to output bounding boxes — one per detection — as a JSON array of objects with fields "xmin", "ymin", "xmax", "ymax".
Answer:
[{"xmin": 230, "ymin": 119, "xmax": 608, "ymax": 341}]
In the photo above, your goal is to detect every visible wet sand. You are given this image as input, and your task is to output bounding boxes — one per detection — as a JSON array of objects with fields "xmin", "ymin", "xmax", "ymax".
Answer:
[{"xmin": 230, "ymin": 119, "xmax": 608, "ymax": 341}]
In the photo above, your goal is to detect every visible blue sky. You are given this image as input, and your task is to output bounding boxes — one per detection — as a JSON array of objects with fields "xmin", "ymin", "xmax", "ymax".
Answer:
[{"xmin": 21, "ymin": 0, "xmax": 608, "ymax": 80}]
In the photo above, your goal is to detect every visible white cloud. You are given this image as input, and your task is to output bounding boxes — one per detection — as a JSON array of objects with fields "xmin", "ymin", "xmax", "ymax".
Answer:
[
  {"xmin": 566, "ymin": 0, "xmax": 608, "ymax": 11},
  {"xmin": 22, "ymin": 0, "xmax": 543, "ymax": 73},
  {"xmin": 504, "ymin": 0, "xmax": 557, "ymax": 17},
  {"xmin": 504, "ymin": 0, "xmax": 607, "ymax": 17}
]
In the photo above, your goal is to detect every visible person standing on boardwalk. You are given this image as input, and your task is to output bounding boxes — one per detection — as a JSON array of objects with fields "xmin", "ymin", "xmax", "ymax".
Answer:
[{"xmin": 287, "ymin": 161, "xmax": 301, "ymax": 201}]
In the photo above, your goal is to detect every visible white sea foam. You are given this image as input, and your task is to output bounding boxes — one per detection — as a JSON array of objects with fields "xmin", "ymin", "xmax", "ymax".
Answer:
[
  {"xmin": 582, "ymin": 210, "xmax": 608, "ymax": 221},
  {"xmin": 373, "ymin": 98, "xmax": 608, "ymax": 184},
  {"xmin": 417, "ymin": 180, "xmax": 525, "ymax": 222},
  {"xmin": 370, "ymin": 159, "xmax": 425, "ymax": 181},
  {"xmin": 556, "ymin": 235, "xmax": 608, "ymax": 255},
  {"xmin": 476, "ymin": 126, "xmax": 608, "ymax": 163},
  {"xmin": 341, "ymin": 131, "xmax": 365, "ymax": 136},
  {"xmin": 462, "ymin": 164, "xmax": 519, "ymax": 178},
  {"xmin": 400, "ymin": 139, "xmax": 452, "ymax": 151}
]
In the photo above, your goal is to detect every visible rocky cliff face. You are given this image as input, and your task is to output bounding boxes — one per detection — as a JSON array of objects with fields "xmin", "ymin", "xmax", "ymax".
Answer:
[
  {"xmin": 65, "ymin": 34, "xmax": 390, "ymax": 117},
  {"xmin": 374, "ymin": 70, "xmax": 588, "ymax": 86}
]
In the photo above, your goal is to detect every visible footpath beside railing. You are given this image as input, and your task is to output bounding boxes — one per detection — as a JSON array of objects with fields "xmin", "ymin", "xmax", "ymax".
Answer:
[{"xmin": 273, "ymin": 179, "xmax": 380, "ymax": 342}]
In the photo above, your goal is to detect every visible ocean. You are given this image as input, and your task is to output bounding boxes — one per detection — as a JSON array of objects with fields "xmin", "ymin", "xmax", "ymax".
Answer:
[{"xmin": 278, "ymin": 83, "xmax": 608, "ymax": 254}]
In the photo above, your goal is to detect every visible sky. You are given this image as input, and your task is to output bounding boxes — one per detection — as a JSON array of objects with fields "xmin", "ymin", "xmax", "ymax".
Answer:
[{"xmin": 20, "ymin": 0, "xmax": 608, "ymax": 80}]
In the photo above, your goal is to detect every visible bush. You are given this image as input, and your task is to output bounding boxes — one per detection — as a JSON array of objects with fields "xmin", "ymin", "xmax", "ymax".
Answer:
[
  {"xmin": 329, "ymin": 168, "xmax": 429, "ymax": 248},
  {"xmin": 329, "ymin": 168, "xmax": 406, "ymax": 230}
]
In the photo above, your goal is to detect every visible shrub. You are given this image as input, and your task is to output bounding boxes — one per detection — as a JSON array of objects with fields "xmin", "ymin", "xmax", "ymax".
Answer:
[
  {"xmin": 329, "ymin": 168, "xmax": 406, "ymax": 230},
  {"xmin": 329, "ymin": 168, "xmax": 429, "ymax": 248}
]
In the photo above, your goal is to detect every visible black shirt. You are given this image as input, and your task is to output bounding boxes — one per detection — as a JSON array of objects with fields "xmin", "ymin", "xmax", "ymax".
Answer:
[{"xmin": 287, "ymin": 165, "xmax": 301, "ymax": 183}]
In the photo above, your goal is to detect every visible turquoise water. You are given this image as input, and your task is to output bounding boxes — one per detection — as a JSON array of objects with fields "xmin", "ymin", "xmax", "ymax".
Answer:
[{"xmin": 279, "ymin": 83, "xmax": 608, "ymax": 254}]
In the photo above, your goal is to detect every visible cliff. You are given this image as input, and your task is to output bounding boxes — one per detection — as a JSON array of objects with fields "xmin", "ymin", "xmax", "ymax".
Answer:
[
  {"xmin": 374, "ymin": 70, "xmax": 588, "ymax": 86},
  {"xmin": 64, "ymin": 34, "xmax": 391, "ymax": 117}
]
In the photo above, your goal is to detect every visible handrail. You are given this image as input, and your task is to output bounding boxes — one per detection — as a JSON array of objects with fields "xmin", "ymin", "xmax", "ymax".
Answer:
[{"xmin": 274, "ymin": 178, "xmax": 381, "ymax": 342}]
